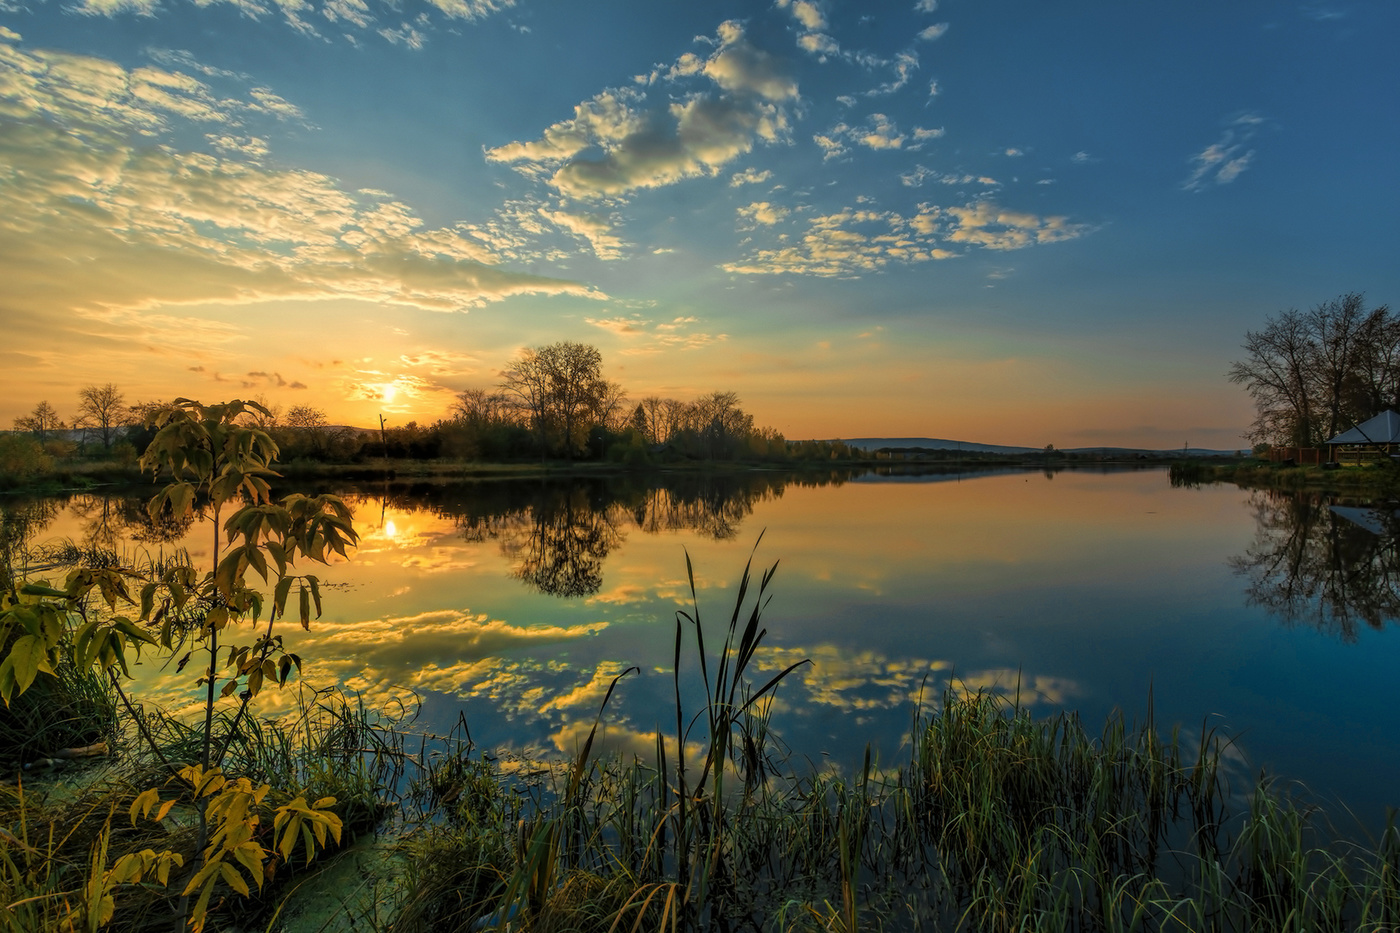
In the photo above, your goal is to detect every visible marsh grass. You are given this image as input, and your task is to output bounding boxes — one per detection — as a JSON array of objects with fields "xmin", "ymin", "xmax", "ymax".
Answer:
[{"xmin": 387, "ymin": 674, "xmax": 1400, "ymax": 933}]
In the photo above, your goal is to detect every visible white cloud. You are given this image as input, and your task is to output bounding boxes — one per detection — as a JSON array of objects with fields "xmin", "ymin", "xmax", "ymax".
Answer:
[
  {"xmin": 0, "ymin": 39, "xmax": 602, "ymax": 347},
  {"xmin": 817, "ymin": 113, "xmax": 913, "ymax": 158},
  {"xmin": 542, "ymin": 208, "xmax": 626, "ymax": 259},
  {"xmin": 797, "ymin": 32, "xmax": 841, "ymax": 58},
  {"xmin": 917, "ymin": 23, "xmax": 949, "ymax": 40},
  {"xmin": 914, "ymin": 0, "xmax": 937, "ymax": 10},
  {"xmin": 864, "ymin": 49, "xmax": 918, "ymax": 96},
  {"xmin": 486, "ymin": 23, "xmax": 797, "ymax": 200},
  {"xmin": 1004, "ymin": 147, "xmax": 1023, "ymax": 157},
  {"xmin": 63, "ymin": 0, "xmax": 513, "ymax": 43},
  {"xmin": 1183, "ymin": 112, "xmax": 1264, "ymax": 191},
  {"xmin": 737, "ymin": 200, "xmax": 790, "ymax": 227},
  {"xmin": 725, "ymin": 198, "xmax": 1092, "ymax": 276},
  {"xmin": 781, "ymin": 0, "xmax": 826, "ymax": 30},
  {"xmin": 927, "ymin": 78, "xmax": 941, "ymax": 97},
  {"xmin": 729, "ymin": 167, "xmax": 772, "ymax": 187}
]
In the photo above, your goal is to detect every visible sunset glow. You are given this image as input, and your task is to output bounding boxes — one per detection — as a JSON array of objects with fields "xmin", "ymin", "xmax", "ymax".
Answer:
[{"xmin": 1, "ymin": 2, "xmax": 1395, "ymax": 448}]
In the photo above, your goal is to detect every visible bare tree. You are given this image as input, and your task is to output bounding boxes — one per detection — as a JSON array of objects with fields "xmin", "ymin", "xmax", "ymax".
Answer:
[
  {"xmin": 285, "ymin": 405, "xmax": 330, "ymax": 454},
  {"xmin": 75, "ymin": 383, "xmax": 129, "ymax": 449},
  {"xmin": 14, "ymin": 401, "xmax": 64, "ymax": 442},
  {"xmin": 1230, "ymin": 294, "xmax": 1395, "ymax": 447},
  {"xmin": 452, "ymin": 388, "xmax": 509, "ymax": 425}
]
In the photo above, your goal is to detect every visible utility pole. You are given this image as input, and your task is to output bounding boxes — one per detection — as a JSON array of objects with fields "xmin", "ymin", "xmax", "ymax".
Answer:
[{"xmin": 379, "ymin": 414, "xmax": 388, "ymax": 460}]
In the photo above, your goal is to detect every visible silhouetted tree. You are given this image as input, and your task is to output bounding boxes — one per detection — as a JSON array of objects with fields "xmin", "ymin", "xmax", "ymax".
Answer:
[
  {"xmin": 1230, "ymin": 293, "xmax": 1396, "ymax": 447},
  {"xmin": 75, "ymin": 383, "xmax": 128, "ymax": 449}
]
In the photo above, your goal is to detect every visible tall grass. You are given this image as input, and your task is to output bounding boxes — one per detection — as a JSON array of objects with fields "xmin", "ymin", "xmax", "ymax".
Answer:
[{"xmin": 388, "ymin": 668, "xmax": 1400, "ymax": 932}]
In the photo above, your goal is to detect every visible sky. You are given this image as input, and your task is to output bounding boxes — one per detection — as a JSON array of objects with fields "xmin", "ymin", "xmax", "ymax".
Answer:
[{"xmin": 1, "ymin": 0, "xmax": 1396, "ymax": 449}]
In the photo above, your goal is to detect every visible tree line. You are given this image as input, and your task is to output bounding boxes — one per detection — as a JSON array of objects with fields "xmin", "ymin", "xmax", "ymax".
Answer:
[
  {"xmin": 1230, "ymin": 292, "xmax": 1398, "ymax": 448},
  {"xmin": 3, "ymin": 343, "xmax": 857, "ymax": 475}
]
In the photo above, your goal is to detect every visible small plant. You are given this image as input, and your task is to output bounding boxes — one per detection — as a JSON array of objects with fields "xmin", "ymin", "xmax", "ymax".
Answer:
[{"xmin": 0, "ymin": 398, "xmax": 360, "ymax": 931}]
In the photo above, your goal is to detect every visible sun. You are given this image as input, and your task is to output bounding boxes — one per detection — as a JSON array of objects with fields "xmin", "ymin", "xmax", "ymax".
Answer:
[{"xmin": 380, "ymin": 383, "xmax": 398, "ymax": 403}]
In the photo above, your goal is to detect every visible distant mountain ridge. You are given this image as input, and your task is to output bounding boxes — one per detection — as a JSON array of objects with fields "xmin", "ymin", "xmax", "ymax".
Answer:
[{"xmin": 838, "ymin": 437, "xmax": 1246, "ymax": 457}]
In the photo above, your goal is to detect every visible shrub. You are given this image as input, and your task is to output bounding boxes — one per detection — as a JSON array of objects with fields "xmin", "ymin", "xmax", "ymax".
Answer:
[{"xmin": 0, "ymin": 435, "xmax": 53, "ymax": 485}]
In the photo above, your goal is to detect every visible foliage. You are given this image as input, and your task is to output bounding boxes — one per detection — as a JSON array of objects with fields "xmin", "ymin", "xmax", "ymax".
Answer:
[
  {"xmin": 13, "ymin": 400, "xmax": 66, "ymax": 442},
  {"xmin": 0, "ymin": 435, "xmax": 55, "ymax": 487},
  {"xmin": 0, "ymin": 397, "xmax": 359, "ymax": 931},
  {"xmin": 1230, "ymin": 292, "xmax": 1398, "ymax": 447}
]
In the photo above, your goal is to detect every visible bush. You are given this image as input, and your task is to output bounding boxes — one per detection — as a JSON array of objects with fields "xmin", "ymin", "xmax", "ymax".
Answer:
[{"xmin": 0, "ymin": 435, "xmax": 54, "ymax": 485}]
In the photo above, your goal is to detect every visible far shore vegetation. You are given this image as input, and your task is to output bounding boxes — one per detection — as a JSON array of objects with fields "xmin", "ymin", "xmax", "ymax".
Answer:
[{"xmin": 3, "ymin": 339, "xmax": 1232, "ymax": 496}]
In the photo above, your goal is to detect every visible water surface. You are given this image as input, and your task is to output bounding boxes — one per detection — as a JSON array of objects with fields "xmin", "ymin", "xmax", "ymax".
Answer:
[{"xmin": 12, "ymin": 466, "xmax": 1400, "ymax": 826}]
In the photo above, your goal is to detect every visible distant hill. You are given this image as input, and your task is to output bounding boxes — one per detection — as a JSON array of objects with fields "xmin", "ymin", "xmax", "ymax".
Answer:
[
  {"xmin": 840, "ymin": 437, "xmax": 1039, "ymax": 455},
  {"xmin": 838, "ymin": 438, "xmax": 1246, "ymax": 457}
]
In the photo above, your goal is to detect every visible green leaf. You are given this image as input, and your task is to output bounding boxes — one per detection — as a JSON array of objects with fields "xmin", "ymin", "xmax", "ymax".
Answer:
[{"xmin": 5, "ymin": 634, "xmax": 44, "ymax": 696}]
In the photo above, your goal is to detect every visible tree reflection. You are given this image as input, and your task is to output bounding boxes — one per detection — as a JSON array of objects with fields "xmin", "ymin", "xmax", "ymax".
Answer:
[
  {"xmin": 500, "ymin": 488, "xmax": 626, "ymax": 597},
  {"xmin": 1230, "ymin": 490, "xmax": 1400, "ymax": 640},
  {"xmin": 357, "ymin": 471, "xmax": 852, "ymax": 597}
]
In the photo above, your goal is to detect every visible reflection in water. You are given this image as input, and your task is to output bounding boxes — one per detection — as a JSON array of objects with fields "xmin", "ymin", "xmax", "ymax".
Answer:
[
  {"xmin": 345, "ymin": 471, "xmax": 858, "ymax": 597},
  {"xmin": 1230, "ymin": 490, "xmax": 1400, "ymax": 640}
]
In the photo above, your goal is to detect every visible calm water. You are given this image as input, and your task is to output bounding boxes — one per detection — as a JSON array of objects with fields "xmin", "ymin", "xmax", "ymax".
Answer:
[{"xmin": 10, "ymin": 466, "xmax": 1400, "ymax": 825}]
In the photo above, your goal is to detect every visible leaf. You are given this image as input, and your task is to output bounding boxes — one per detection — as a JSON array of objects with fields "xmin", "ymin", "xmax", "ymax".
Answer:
[
  {"xmin": 19, "ymin": 583, "xmax": 67, "ymax": 598},
  {"xmin": 219, "ymin": 860, "xmax": 250, "ymax": 897},
  {"xmin": 129, "ymin": 788, "xmax": 161, "ymax": 826},
  {"xmin": 298, "ymin": 586, "xmax": 310, "ymax": 630},
  {"xmin": 4, "ymin": 634, "xmax": 43, "ymax": 696}
]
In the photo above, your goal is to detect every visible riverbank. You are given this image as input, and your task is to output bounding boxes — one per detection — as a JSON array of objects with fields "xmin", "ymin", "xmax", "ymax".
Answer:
[
  {"xmin": 2, "ymin": 451, "xmax": 1218, "ymax": 498},
  {"xmin": 1172, "ymin": 457, "xmax": 1400, "ymax": 496}
]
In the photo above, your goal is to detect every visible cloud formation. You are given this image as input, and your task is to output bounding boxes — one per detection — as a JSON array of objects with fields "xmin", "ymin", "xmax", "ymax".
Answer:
[
  {"xmin": 62, "ymin": 0, "xmax": 513, "ymax": 45},
  {"xmin": 1183, "ymin": 112, "xmax": 1264, "ymax": 191},
  {"xmin": 0, "ymin": 39, "xmax": 600, "ymax": 340},
  {"xmin": 486, "ymin": 23, "xmax": 797, "ymax": 199},
  {"xmin": 723, "ymin": 199, "xmax": 1092, "ymax": 276}
]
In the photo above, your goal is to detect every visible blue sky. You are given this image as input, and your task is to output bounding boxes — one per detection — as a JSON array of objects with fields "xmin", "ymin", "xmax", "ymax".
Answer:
[{"xmin": 1, "ymin": 0, "xmax": 1396, "ymax": 447}]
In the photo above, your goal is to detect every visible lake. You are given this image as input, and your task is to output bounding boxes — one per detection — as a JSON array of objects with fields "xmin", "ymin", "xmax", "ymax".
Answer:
[{"xmin": 9, "ymin": 464, "xmax": 1400, "ymax": 828}]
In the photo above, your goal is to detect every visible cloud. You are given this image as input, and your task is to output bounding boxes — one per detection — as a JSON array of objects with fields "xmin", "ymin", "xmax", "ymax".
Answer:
[
  {"xmin": 0, "ymin": 38, "xmax": 603, "ymax": 362},
  {"xmin": 737, "ymin": 201, "xmax": 790, "ymax": 227},
  {"xmin": 585, "ymin": 315, "xmax": 649, "ymax": 336},
  {"xmin": 942, "ymin": 201, "xmax": 1092, "ymax": 250},
  {"xmin": 62, "ymin": 0, "xmax": 513, "ymax": 44},
  {"xmin": 797, "ymin": 32, "xmax": 841, "ymax": 58},
  {"xmin": 729, "ymin": 167, "xmax": 772, "ymax": 187},
  {"xmin": 724, "ymin": 199, "xmax": 1092, "ymax": 276},
  {"xmin": 917, "ymin": 23, "xmax": 949, "ymax": 40},
  {"xmin": 817, "ymin": 114, "xmax": 930, "ymax": 159},
  {"xmin": 777, "ymin": 0, "xmax": 826, "ymax": 31},
  {"xmin": 542, "ymin": 208, "xmax": 626, "ymax": 259},
  {"xmin": 864, "ymin": 49, "xmax": 919, "ymax": 96},
  {"xmin": 1183, "ymin": 112, "xmax": 1265, "ymax": 191},
  {"xmin": 486, "ymin": 23, "xmax": 797, "ymax": 200},
  {"xmin": 914, "ymin": 0, "xmax": 937, "ymax": 10}
]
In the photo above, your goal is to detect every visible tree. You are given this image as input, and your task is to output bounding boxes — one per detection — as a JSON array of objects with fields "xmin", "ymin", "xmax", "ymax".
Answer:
[
  {"xmin": 75, "ymin": 383, "xmax": 129, "ymax": 449},
  {"xmin": 1230, "ymin": 293, "xmax": 1395, "ymax": 447},
  {"xmin": 500, "ymin": 341, "xmax": 609, "ymax": 459},
  {"xmin": 285, "ymin": 404, "xmax": 330, "ymax": 455},
  {"xmin": 13, "ymin": 400, "xmax": 64, "ymax": 442}
]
